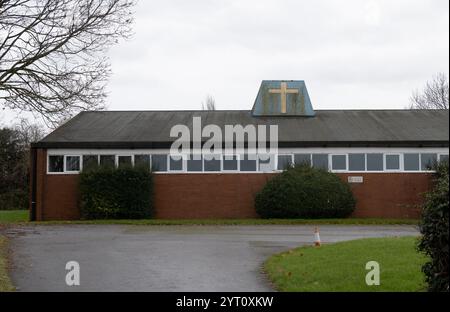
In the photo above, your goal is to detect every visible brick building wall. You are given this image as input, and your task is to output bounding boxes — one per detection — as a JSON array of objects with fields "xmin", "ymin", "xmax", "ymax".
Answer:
[{"xmin": 31, "ymin": 148, "xmax": 432, "ymax": 221}]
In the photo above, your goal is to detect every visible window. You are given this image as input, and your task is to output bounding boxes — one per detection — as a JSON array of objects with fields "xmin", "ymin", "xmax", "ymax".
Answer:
[
  {"xmin": 367, "ymin": 153, "xmax": 383, "ymax": 171},
  {"xmin": 404, "ymin": 153, "xmax": 419, "ymax": 171},
  {"xmin": 258, "ymin": 154, "xmax": 275, "ymax": 172},
  {"xmin": 151, "ymin": 154, "xmax": 167, "ymax": 172},
  {"xmin": 83, "ymin": 155, "xmax": 98, "ymax": 171},
  {"xmin": 223, "ymin": 155, "xmax": 238, "ymax": 171},
  {"xmin": 385, "ymin": 154, "xmax": 400, "ymax": 170},
  {"xmin": 440, "ymin": 154, "xmax": 449, "ymax": 163},
  {"xmin": 169, "ymin": 155, "xmax": 183, "ymax": 171},
  {"xmin": 204, "ymin": 154, "xmax": 221, "ymax": 172},
  {"xmin": 118, "ymin": 156, "xmax": 132, "ymax": 168},
  {"xmin": 240, "ymin": 154, "xmax": 257, "ymax": 171},
  {"xmin": 294, "ymin": 154, "xmax": 311, "ymax": 167},
  {"xmin": 65, "ymin": 156, "xmax": 80, "ymax": 172},
  {"xmin": 312, "ymin": 154, "xmax": 328, "ymax": 170},
  {"xmin": 421, "ymin": 153, "xmax": 437, "ymax": 171},
  {"xmin": 134, "ymin": 155, "xmax": 150, "ymax": 170},
  {"xmin": 331, "ymin": 155, "xmax": 346, "ymax": 171},
  {"xmin": 100, "ymin": 155, "xmax": 115, "ymax": 168},
  {"xmin": 277, "ymin": 155, "xmax": 292, "ymax": 170},
  {"xmin": 187, "ymin": 154, "xmax": 202, "ymax": 172},
  {"xmin": 48, "ymin": 155, "xmax": 64, "ymax": 172},
  {"xmin": 349, "ymin": 154, "xmax": 365, "ymax": 171}
]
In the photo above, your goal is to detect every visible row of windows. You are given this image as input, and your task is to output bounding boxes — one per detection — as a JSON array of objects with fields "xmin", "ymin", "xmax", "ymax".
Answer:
[{"xmin": 47, "ymin": 152, "xmax": 449, "ymax": 173}]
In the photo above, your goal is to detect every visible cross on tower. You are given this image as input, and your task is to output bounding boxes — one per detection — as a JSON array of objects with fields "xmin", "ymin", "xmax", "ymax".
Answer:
[{"xmin": 268, "ymin": 82, "xmax": 299, "ymax": 114}]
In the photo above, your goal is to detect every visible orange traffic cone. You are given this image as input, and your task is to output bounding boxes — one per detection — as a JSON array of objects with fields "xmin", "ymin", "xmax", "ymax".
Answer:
[{"xmin": 314, "ymin": 227, "xmax": 321, "ymax": 247}]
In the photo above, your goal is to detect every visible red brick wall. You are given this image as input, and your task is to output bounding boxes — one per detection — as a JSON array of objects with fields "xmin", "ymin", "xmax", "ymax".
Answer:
[{"xmin": 33, "ymin": 149, "xmax": 433, "ymax": 220}]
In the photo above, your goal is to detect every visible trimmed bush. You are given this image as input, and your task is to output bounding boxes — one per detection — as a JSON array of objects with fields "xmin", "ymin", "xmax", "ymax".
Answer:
[
  {"xmin": 79, "ymin": 166, "xmax": 153, "ymax": 219},
  {"xmin": 255, "ymin": 165, "xmax": 355, "ymax": 218},
  {"xmin": 417, "ymin": 161, "xmax": 449, "ymax": 292}
]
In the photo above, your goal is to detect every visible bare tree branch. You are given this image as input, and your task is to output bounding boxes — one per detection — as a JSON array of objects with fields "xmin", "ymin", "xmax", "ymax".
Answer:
[
  {"xmin": 410, "ymin": 73, "xmax": 449, "ymax": 110},
  {"xmin": 201, "ymin": 94, "xmax": 216, "ymax": 111},
  {"xmin": 0, "ymin": 0, "xmax": 135, "ymax": 127}
]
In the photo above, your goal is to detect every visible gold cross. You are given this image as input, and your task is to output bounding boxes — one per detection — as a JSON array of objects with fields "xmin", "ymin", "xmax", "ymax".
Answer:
[{"xmin": 269, "ymin": 82, "xmax": 298, "ymax": 113}]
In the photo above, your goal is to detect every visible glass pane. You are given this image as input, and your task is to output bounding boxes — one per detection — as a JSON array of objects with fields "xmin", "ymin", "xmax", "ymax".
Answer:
[
  {"xmin": 151, "ymin": 155, "xmax": 167, "ymax": 172},
  {"xmin": 204, "ymin": 155, "xmax": 221, "ymax": 172},
  {"xmin": 65, "ymin": 156, "xmax": 80, "ymax": 171},
  {"xmin": 440, "ymin": 154, "xmax": 449, "ymax": 163},
  {"xmin": 169, "ymin": 155, "xmax": 183, "ymax": 171},
  {"xmin": 404, "ymin": 153, "xmax": 419, "ymax": 171},
  {"xmin": 294, "ymin": 154, "xmax": 311, "ymax": 167},
  {"xmin": 349, "ymin": 154, "xmax": 365, "ymax": 171},
  {"xmin": 277, "ymin": 155, "xmax": 292, "ymax": 170},
  {"xmin": 223, "ymin": 155, "xmax": 238, "ymax": 171},
  {"xmin": 134, "ymin": 155, "xmax": 150, "ymax": 170},
  {"xmin": 258, "ymin": 154, "xmax": 275, "ymax": 172},
  {"xmin": 240, "ymin": 154, "xmax": 257, "ymax": 171},
  {"xmin": 332, "ymin": 155, "xmax": 346, "ymax": 170},
  {"xmin": 187, "ymin": 155, "xmax": 202, "ymax": 172},
  {"xmin": 312, "ymin": 154, "xmax": 328, "ymax": 170},
  {"xmin": 367, "ymin": 153, "xmax": 383, "ymax": 171},
  {"xmin": 421, "ymin": 153, "xmax": 437, "ymax": 171},
  {"xmin": 386, "ymin": 155, "xmax": 400, "ymax": 170},
  {"xmin": 83, "ymin": 155, "xmax": 98, "ymax": 171},
  {"xmin": 48, "ymin": 155, "xmax": 64, "ymax": 172},
  {"xmin": 100, "ymin": 155, "xmax": 115, "ymax": 168},
  {"xmin": 118, "ymin": 156, "xmax": 132, "ymax": 168}
]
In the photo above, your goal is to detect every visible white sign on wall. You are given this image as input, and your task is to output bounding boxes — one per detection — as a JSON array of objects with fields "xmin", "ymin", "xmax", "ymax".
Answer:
[{"xmin": 348, "ymin": 176, "xmax": 364, "ymax": 183}]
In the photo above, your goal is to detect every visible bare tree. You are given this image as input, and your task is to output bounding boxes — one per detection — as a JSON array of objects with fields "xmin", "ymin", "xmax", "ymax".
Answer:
[
  {"xmin": 0, "ymin": 0, "xmax": 135, "ymax": 127},
  {"xmin": 410, "ymin": 73, "xmax": 449, "ymax": 110},
  {"xmin": 201, "ymin": 94, "xmax": 216, "ymax": 110}
]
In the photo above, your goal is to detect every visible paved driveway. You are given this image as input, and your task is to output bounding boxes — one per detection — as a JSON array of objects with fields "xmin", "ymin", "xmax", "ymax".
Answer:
[{"xmin": 5, "ymin": 224, "xmax": 418, "ymax": 291}]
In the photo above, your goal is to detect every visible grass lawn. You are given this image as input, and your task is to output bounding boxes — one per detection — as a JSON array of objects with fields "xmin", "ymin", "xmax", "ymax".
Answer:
[
  {"xmin": 0, "ymin": 210, "xmax": 418, "ymax": 225},
  {"xmin": 0, "ymin": 235, "xmax": 14, "ymax": 292},
  {"xmin": 264, "ymin": 236, "xmax": 427, "ymax": 292},
  {"xmin": 0, "ymin": 210, "xmax": 28, "ymax": 223}
]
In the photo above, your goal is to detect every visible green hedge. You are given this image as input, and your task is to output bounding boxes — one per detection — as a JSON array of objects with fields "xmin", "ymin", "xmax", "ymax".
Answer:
[
  {"xmin": 79, "ymin": 166, "xmax": 153, "ymax": 219},
  {"xmin": 255, "ymin": 165, "xmax": 355, "ymax": 218},
  {"xmin": 0, "ymin": 189, "xmax": 28, "ymax": 210},
  {"xmin": 417, "ymin": 161, "xmax": 449, "ymax": 292}
]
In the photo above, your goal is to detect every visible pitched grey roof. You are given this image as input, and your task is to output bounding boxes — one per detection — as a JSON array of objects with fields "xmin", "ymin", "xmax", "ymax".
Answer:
[{"xmin": 35, "ymin": 109, "xmax": 449, "ymax": 148}]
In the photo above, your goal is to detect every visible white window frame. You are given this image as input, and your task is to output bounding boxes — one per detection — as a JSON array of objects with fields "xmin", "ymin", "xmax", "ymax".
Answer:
[
  {"xmin": 293, "ymin": 153, "xmax": 312, "ymax": 167},
  {"xmin": 311, "ymin": 153, "xmax": 330, "ymax": 171},
  {"xmin": 420, "ymin": 153, "xmax": 439, "ymax": 172},
  {"xmin": 366, "ymin": 153, "xmax": 384, "ymax": 172},
  {"xmin": 239, "ymin": 154, "xmax": 258, "ymax": 173},
  {"xmin": 45, "ymin": 147, "xmax": 449, "ymax": 174},
  {"xmin": 168, "ymin": 154, "xmax": 185, "ymax": 172},
  {"xmin": 347, "ymin": 153, "xmax": 366, "ymax": 172},
  {"xmin": 202, "ymin": 153, "xmax": 222, "ymax": 172},
  {"xmin": 99, "ymin": 154, "xmax": 117, "ymax": 168},
  {"xmin": 186, "ymin": 154, "xmax": 203, "ymax": 172},
  {"xmin": 64, "ymin": 155, "xmax": 81, "ymax": 174},
  {"xmin": 330, "ymin": 154, "xmax": 347, "ymax": 172},
  {"xmin": 438, "ymin": 153, "xmax": 449, "ymax": 163},
  {"xmin": 150, "ymin": 154, "xmax": 169, "ymax": 173},
  {"xmin": 257, "ymin": 154, "xmax": 276, "ymax": 172},
  {"xmin": 276, "ymin": 154, "xmax": 293, "ymax": 171},
  {"xmin": 222, "ymin": 154, "xmax": 239, "ymax": 172},
  {"xmin": 384, "ymin": 153, "xmax": 402, "ymax": 172},
  {"xmin": 47, "ymin": 155, "xmax": 65, "ymax": 174}
]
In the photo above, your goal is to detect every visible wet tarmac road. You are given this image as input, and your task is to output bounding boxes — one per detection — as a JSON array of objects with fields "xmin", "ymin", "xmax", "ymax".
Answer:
[{"xmin": 5, "ymin": 224, "xmax": 419, "ymax": 291}]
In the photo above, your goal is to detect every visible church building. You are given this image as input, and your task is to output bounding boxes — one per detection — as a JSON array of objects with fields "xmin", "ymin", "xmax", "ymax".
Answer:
[{"xmin": 30, "ymin": 81, "xmax": 449, "ymax": 220}]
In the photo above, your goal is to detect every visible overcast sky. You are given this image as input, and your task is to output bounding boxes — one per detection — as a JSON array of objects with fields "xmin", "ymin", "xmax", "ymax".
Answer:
[{"xmin": 2, "ymin": 0, "xmax": 449, "ymax": 125}]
